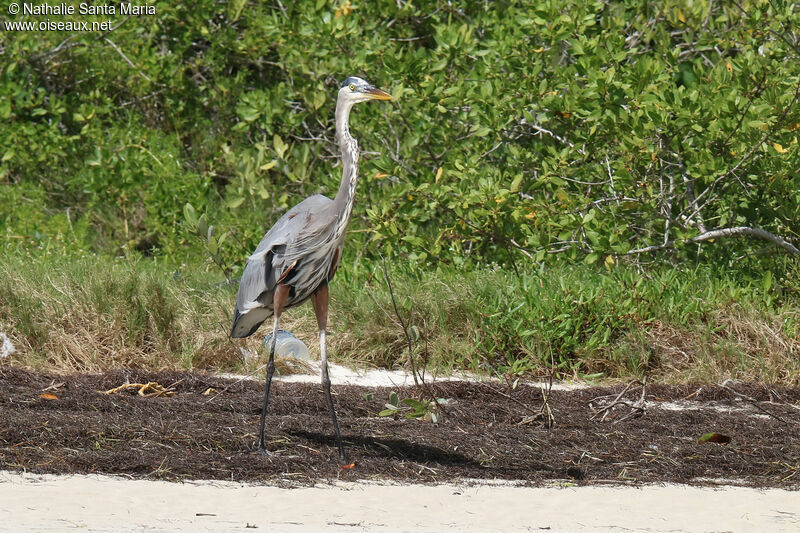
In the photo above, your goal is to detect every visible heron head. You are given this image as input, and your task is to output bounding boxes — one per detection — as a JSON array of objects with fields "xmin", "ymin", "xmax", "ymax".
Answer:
[{"xmin": 339, "ymin": 76, "xmax": 392, "ymax": 104}]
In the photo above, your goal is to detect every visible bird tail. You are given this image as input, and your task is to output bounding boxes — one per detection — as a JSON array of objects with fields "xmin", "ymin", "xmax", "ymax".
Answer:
[
  {"xmin": 230, "ymin": 307, "xmax": 271, "ymax": 338},
  {"xmin": 230, "ymin": 309, "xmax": 243, "ymax": 338}
]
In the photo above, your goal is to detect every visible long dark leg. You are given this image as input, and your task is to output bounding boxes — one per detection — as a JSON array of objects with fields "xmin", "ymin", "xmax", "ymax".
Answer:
[
  {"xmin": 311, "ymin": 284, "xmax": 348, "ymax": 463},
  {"xmin": 256, "ymin": 284, "xmax": 290, "ymax": 451}
]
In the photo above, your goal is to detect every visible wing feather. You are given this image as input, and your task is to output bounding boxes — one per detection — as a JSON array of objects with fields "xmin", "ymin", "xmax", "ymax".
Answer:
[{"xmin": 230, "ymin": 194, "xmax": 333, "ymax": 338}]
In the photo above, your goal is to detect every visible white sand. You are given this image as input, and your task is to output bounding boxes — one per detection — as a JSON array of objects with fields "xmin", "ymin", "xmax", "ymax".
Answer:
[
  {"xmin": 223, "ymin": 361, "xmax": 586, "ymax": 390},
  {"xmin": 278, "ymin": 362, "xmax": 482, "ymax": 387},
  {"xmin": 220, "ymin": 362, "xmax": 480, "ymax": 388},
  {"xmin": 1, "ymin": 472, "xmax": 797, "ymax": 532}
]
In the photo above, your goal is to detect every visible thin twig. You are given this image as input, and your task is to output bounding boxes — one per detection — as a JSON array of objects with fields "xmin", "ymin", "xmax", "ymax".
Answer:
[
  {"xmin": 720, "ymin": 383, "xmax": 791, "ymax": 425},
  {"xmin": 482, "ymin": 381, "xmax": 539, "ymax": 416},
  {"xmin": 589, "ymin": 378, "xmax": 647, "ymax": 422},
  {"xmin": 536, "ymin": 345, "xmax": 557, "ymax": 427},
  {"xmin": 376, "ymin": 258, "xmax": 448, "ymax": 416},
  {"xmin": 523, "ymin": 121, "xmax": 587, "ymax": 155},
  {"xmin": 380, "ymin": 256, "xmax": 419, "ymax": 387},
  {"xmin": 103, "ymin": 37, "xmax": 153, "ymax": 84},
  {"xmin": 204, "ymin": 363, "xmax": 267, "ymax": 404}
]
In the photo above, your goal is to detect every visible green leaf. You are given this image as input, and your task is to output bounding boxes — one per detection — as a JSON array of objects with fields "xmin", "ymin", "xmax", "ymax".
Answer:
[
  {"xmin": 226, "ymin": 196, "xmax": 245, "ymax": 209},
  {"xmin": 402, "ymin": 398, "xmax": 426, "ymax": 409},
  {"xmin": 183, "ymin": 203, "xmax": 198, "ymax": 226},
  {"xmin": 762, "ymin": 271, "xmax": 772, "ymax": 292},
  {"xmin": 196, "ymin": 216, "xmax": 209, "ymax": 238},
  {"xmin": 391, "ymin": 83, "xmax": 404, "ymax": 102},
  {"xmin": 273, "ymin": 134, "xmax": 287, "ymax": 158}
]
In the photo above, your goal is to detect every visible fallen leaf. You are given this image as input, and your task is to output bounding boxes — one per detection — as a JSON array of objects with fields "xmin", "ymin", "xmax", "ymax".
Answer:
[
  {"xmin": 104, "ymin": 382, "xmax": 174, "ymax": 397},
  {"xmin": 698, "ymin": 432, "xmax": 731, "ymax": 444},
  {"xmin": 203, "ymin": 387, "xmax": 217, "ymax": 396}
]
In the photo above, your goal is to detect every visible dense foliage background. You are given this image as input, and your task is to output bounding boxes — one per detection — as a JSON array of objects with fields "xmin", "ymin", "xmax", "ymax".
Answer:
[
  {"xmin": 3, "ymin": 0, "xmax": 799, "ymax": 265},
  {"xmin": 1, "ymin": 1, "xmax": 799, "ymax": 379}
]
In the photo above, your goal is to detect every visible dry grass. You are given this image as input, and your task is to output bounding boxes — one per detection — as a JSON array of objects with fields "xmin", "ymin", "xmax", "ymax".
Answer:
[
  {"xmin": 613, "ymin": 304, "xmax": 800, "ymax": 383},
  {"xmin": 1, "ymin": 252, "xmax": 799, "ymax": 385},
  {"xmin": 0, "ymin": 254, "xmax": 231, "ymax": 372},
  {"xmin": 0, "ymin": 252, "xmax": 424, "ymax": 375}
]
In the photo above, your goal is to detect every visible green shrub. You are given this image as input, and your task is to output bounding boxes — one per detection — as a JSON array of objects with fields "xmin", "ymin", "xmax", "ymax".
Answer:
[{"xmin": 2, "ymin": 0, "xmax": 798, "ymax": 268}]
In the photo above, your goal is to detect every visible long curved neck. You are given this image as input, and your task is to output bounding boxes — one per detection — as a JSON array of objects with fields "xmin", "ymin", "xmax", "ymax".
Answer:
[{"xmin": 333, "ymin": 97, "xmax": 359, "ymax": 240}]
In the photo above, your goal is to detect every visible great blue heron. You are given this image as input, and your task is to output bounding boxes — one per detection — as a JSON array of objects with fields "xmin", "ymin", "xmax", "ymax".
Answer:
[{"xmin": 230, "ymin": 76, "xmax": 391, "ymax": 462}]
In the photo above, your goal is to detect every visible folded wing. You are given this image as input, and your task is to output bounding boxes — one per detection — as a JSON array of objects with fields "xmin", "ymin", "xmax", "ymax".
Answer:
[{"xmin": 230, "ymin": 194, "xmax": 333, "ymax": 338}]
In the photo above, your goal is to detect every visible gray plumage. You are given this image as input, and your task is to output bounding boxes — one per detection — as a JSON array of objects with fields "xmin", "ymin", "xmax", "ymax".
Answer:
[
  {"xmin": 230, "ymin": 76, "xmax": 389, "ymax": 339},
  {"xmin": 229, "ymin": 76, "xmax": 391, "ymax": 461},
  {"xmin": 230, "ymin": 193, "xmax": 338, "ymax": 338}
]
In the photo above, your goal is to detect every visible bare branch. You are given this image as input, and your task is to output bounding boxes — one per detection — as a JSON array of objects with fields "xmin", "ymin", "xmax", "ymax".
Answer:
[
  {"xmin": 478, "ymin": 141, "xmax": 504, "ymax": 160},
  {"xmin": 103, "ymin": 37, "xmax": 153, "ymax": 84},
  {"xmin": 521, "ymin": 120, "xmax": 587, "ymax": 156},
  {"xmin": 680, "ymin": 159, "xmax": 707, "ymax": 233},
  {"xmin": 626, "ymin": 242, "xmax": 671, "ymax": 255},
  {"xmin": 625, "ymin": 225, "xmax": 800, "ymax": 257},
  {"xmin": 690, "ymin": 226, "xmax": 800, "ymax": 257},
  {"xmin": 661, "ymin": 145, "xmax": 675, "ymax": 247}
]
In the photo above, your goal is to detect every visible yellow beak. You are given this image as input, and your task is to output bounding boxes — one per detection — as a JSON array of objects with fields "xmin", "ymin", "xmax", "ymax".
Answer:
[{"xmin": 366, "ymin": 87, "xmax": 392, "ymax": 100}]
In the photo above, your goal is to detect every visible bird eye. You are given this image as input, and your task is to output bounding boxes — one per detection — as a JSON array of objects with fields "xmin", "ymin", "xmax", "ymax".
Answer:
[{"xmin": 348, "ymin": 84, "xmax": 355, "ymax": 91}]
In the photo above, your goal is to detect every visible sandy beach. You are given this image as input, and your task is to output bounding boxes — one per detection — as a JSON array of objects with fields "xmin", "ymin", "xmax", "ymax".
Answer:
[
  {"xmin": 2, "ymin": 366, "xmax": 799, "ymax": 531},
  {"xmin": 1, "ymin": 472, "xmax": 798, "ymax": 532}
]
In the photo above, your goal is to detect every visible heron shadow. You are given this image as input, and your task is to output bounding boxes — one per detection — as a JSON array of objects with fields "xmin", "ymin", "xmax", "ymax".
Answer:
[{"xmin": 288, "ymin": 429, "xmax": 482, "ymax": 467}]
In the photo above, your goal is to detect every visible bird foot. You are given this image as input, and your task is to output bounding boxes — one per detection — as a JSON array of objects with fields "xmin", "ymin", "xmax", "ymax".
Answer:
[{"xmin": 252, "ymin": 440, "xmax": 274, "ymax": 457}]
